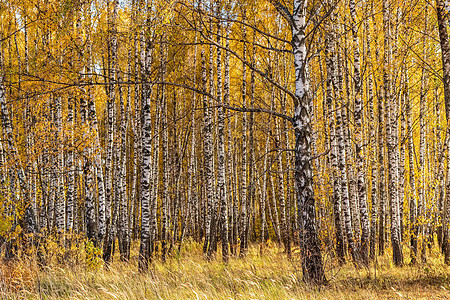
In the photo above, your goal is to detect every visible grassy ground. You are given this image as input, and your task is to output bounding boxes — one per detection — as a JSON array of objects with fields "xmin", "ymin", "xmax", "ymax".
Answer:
[{"xmin": 2, "ymin": 239, "xmax": 450, "ymax": 299}]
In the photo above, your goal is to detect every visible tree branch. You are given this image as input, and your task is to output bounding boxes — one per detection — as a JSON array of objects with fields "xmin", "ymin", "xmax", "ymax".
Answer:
[{"xmin": 268, "ymin": 0, "xmax": 294, "ymax": 29}]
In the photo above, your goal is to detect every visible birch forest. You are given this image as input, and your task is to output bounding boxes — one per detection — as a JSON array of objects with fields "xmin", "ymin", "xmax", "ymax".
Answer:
[{"xmin": 3, "ymin": 0, "xmax": 450, "ymax": 297}]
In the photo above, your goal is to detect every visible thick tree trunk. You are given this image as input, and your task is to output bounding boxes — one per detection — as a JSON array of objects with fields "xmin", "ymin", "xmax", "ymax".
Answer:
[
  {"xmin": 0, "ymin": 35, "xmax": 36, "ymax": 242},
  {"xmin": 292, "ymin": 0, "xmax": 325, "ymax": 284},
  {"xmin": 436, "ymin": 0, "xmax": 450, "ymax": 264}
]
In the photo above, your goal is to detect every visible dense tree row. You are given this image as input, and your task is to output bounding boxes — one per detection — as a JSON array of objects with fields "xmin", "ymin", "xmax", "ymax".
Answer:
[{"xmin": 1, "ymin": 0, "xmax": 450, "ymax": 285}]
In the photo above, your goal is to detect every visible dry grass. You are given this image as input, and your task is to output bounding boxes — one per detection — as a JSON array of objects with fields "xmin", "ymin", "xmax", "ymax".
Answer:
[{"xmin": 2, "ymin": 239, "xmax": 450, "ymax": 299}]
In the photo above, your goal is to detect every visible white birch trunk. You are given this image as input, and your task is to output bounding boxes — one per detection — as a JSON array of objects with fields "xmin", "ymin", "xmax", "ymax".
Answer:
[
  {"xmin": 336, "ymin": 50, "xmax": 358, "ymax": 264},
  {"xmin": 292, "ymin": 0, "xmax": 325, "ymax": 283},
  {"xmin": 349, "ymin": 0, "xmax": 369, "ymax": 265},
  {"xmin": 103, "ymin": 0, "xmax": 118, "ymax": 263},
  {"xmin": 66, "ymin": 97, "xmax": 75, "ymax": 232},
  {"xmin": 383, "ymin": 0, "xmax": 403, "ymax": 265},
  {"xmin": 239, "ymin": 20, "xmax": 248, "ymax": 258},
  {"xmin": 218, "ymin": 13, "xmax": 229, "ymax": 262},
  {"xmin": 138, "ymin": 29, "xmax": 153, "ymax": 271},
  {"xmin": 161, "ymin": 41, "xmax": 169, "ymax": 262},
  {"xmin": 201, "ymin": 46, "xmax": 215, "ymax": 256}
]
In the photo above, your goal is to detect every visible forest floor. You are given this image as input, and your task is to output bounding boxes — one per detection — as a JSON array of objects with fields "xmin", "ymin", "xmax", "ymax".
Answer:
[{"xmin": 1, "ymin": 239, "xmax": 450, "ymax": 299}]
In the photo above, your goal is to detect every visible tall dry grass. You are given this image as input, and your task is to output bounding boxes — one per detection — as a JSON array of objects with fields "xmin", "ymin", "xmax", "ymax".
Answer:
[{"xmin": 1, "ymin": 238, "xmax": 450, "ymax": 299}]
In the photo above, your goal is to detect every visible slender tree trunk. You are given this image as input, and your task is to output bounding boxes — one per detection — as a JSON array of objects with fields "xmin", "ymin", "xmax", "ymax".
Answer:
[
  {"xmin": 248, "ymin": 30, "xmax": 257, "ymax": 252},
  {"xmin": 206, "ymin": 5, "xmax": 219, "ymax": 257},
  {"xmin": 82, "ymin": 21, "xmax": 97, "ymax": 245},
  {"xmin": 85, "ymin": 24, "xmax": 106, "ymax": 244},
  {"xmin": 83, "ymin": 99, "xmax": 96, "ymax": 245},
  {"xmin": 138, "ymin": 27, "xmax": 153, "ymax": 271},
  {"xmin": 149, "ymin": 85, "xmax": 160, "ymax": 259},
  {"xmin": 55, "ymin": 95, "xmax": 65, "ymax": 233},
  {"xmin": 324, "ymin": 9, "xmax": 344, "ymax": 263},
  {"xmin": 131, "ymin": 5, "xmax": 141, "ymax": 240},
  {"xmin": 365, "ymin": 6, "xmax": 378, "ymax": 260},
  {"xmin": 239, "ymin": 20, "xmax": 249, "ymax": 258},
  {"xmin": 336, "ymin": 49, "xmax": 358, "ymax": 264},
  {"xmin": 201, "ymin": 46, "xmax": 214, "ymax": 257},
  {"xmin": 160, "ymin": 40, "xmax": 169, "ymax": 263},
  {"xmin": 260, "ymin": 133, "xmax": 269, "ymax": 254},
  {"xmin": 103, "ymin": 0, "xmax": 118, "ymax": 264},
  {"xmin": 418, "ymin": 6, "xmax": 429, "ymax": 263},
  {"xmin": 349, "ymin": 0, "xmax": 370, "ymax": 266},
  {"xmin": 118, "ymin": 59, "xmax": 131, "ymax": 260},
  {"xmin": 269, "ymin": 166, "xmax": 281, "ymax": 244},
  {"xmin": 225, "ymin": 26, "xmax": 235, "ymax": 253},
  {"xmin": 66, "ymin": 96, "xmax": 75, "ymax": 233},
  {"xmin": 383, "ymin": 0, "xmax": 403, "ymax": 266},
  {"xmin": 219, "ymin": 14, "xmax": 230, "ymax": 262},
  {"xmin": 434, "ymin": 88, "xmax": 445, "ymax": 251},
  {"xmin": 399, "ymin": 88, "xmax": 406, "ymax": 244},
  {"xmin": 112, "ymin": 81, "xmax": 121, "ymax": 259},
  {"xmin": 343, "ymin": 44, "xmax": 361, "ymax": 246},
  {"xmin": 275, "ymin": 117, "xmax": 289, "ymax": 255},
  {"xmin": 402, "ymin": 64, "xmax": 418, "ymax": 264},
  {"xmin": 378, "ymin": 102, "xmax": 386, "ymax": 257},
  {"xmin": 187, "ymin": 36, "xmax": 198, "ymax": 239}
]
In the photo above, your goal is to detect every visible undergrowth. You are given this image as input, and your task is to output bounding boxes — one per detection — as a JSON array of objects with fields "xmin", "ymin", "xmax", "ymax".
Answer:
[{"xmin": 1, "ymin": 238, "xmax": 450, "ymax": 299}]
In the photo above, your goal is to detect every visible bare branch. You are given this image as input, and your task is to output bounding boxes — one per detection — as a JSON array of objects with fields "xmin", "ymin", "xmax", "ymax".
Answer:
[
  {"xmin": 268, "ymin": 0, "xmax": 294, "ymax": 29},
  {"xmin": 192, "ymin": 24, "xmax": 299, "ymax": 104}
]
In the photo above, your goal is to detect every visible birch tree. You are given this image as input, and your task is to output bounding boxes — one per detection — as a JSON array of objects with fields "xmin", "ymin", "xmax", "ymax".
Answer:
[
  {"xmin": 138, "ymin": 18, "xmax": 153, "ymax": 271},
  {"xmin": 270, "ymin": 0, "xmax": 326, "ymax": 284},
  {"xmin": 383, "ymin": 0, "xmax": 403, "ymax": 266}
]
